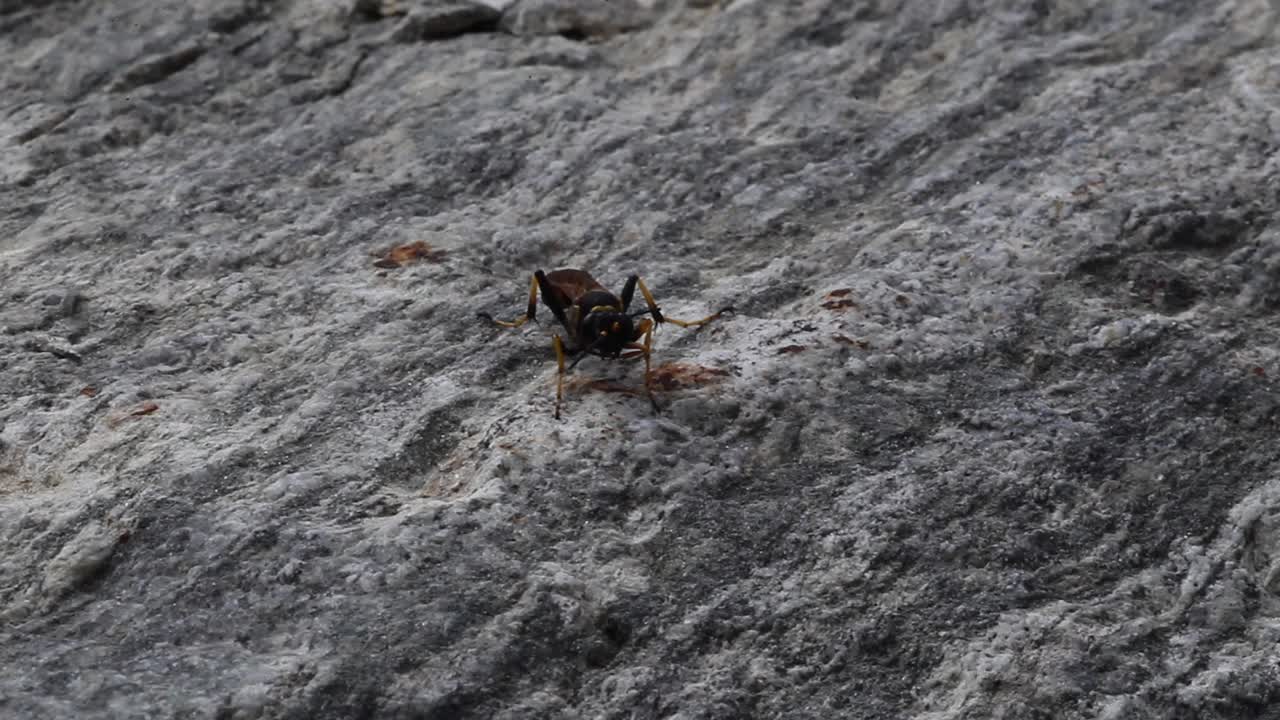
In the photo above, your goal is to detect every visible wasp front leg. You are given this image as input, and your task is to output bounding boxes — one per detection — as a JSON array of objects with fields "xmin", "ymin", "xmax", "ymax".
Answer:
[
  {"xmin": 479, "ymin": 274, "xmax": 540, "ymax": 328},
  {"xmin": 621, "ymin": 318, "xmax": 659, "ymax": 414},
  {"xmin": 622, "ymin": 275, "xmax": 733, "ymax": 329},
  {"xmin": 662, "ymin": 307, "xmax": 733, "ymax": 329}
]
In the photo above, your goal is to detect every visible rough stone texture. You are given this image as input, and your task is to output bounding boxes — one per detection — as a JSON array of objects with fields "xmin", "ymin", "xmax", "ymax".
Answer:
[{"xmin": 2, "ymin": 0, "xmax": 1280, "ymax": 718}]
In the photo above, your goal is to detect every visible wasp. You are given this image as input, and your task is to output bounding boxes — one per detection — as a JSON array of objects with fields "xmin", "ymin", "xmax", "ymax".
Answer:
[{"xmin": 480, "ymin": 269, "xmax": 731, "ymax": 419}]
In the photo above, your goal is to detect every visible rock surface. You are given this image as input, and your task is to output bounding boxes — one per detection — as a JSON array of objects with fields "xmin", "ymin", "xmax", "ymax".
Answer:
[{"xmin": 3, "ymin": 0, "xmax": 1280, "ymax": 717}]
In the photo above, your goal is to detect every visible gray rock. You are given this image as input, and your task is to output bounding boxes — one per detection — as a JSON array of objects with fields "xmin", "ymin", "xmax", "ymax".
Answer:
[
  {"xmin": 355, "ymin": 0, "xmax": 506, "ymax": 42},
  {"xmin": 500, "ymin": 0, "xmax": 655, "ymax": 38},
  {"xmin": 2, "ymin": 0, "xmax": 1280, "ymax": 718}
]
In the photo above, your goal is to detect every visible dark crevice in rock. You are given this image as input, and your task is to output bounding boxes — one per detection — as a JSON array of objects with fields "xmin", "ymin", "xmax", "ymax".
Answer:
[
  {"xmin": 1146, "ymin": 210, "xmax": 1258, "ymax": 255},
  {"xmin": 556, "ymin": 26, "xmax": 588, "ymax": 42},
  {"xmin": 782, "ymin": 0, "xmax": 852, "ymax": 48},
  {"xmin": 12, "ymin": 108, "xmax": 75, "ymax": 145},
  {"xmin": 386, "ymin": 3, "xmax": 502, "ymax": 42},
  {"xmin": 208, "ymin": 0, "xmax": 272, "ymax": 35},
  {"xmin": 287, "ymin": 50, "xmax": 370, "ymax": 104},
  {"xmin": 109, "ymin": 42, "xmax": 206, "ymax": 93},
  {"xmin": 0, "ymin": 0, "xmax": 75, "ymax": 16},
  {"xmin": 375, "ymin": 401, "xmax": 473, "ymax": 493},
  {"xmin": 1071, "ymin": 194, "xmax": 1275, "ymax": 315},
  {"xmin": 499, "ymin": 0, "xmax": 652, "ymax": 40},
  {"xmin": 349, "ymin": 0, "xmax": 388, "ymax": 22}
]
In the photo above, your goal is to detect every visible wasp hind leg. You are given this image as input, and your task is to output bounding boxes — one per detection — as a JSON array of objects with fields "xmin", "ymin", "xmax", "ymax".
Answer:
[
  {"xmin": 479, "ymin": 274, "xmax": 540, "ymax": 328},
  {"xmin": 622, "ymin": 275, "xmax": 733, "ymax": 329}
]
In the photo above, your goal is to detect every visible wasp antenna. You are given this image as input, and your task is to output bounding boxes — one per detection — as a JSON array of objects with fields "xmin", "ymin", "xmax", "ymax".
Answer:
[{"xmin": 569, "ymin": 335, "xmax": 609, "ymax": 370}]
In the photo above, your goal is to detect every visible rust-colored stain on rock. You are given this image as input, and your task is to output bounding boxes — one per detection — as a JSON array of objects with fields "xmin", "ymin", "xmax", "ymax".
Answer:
[
  {"xmin": 373, "ymin": 241, "xmax": 448, "ymax": 269},
  {"xmin": 569, "ymin": 363, "xmax": 729, "ymax": 397},
  {"xmin": 822, "ymin": 288, "xmax": 857, "ymax": 311}
]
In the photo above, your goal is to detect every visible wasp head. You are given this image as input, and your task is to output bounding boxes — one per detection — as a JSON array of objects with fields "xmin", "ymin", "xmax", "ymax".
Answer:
[{"xmin": 582, "ymin": 310, "xmax": 634, "ymax": 357}]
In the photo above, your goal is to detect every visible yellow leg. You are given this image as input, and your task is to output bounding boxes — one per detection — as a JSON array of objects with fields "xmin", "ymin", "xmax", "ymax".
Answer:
[
  {"xmin": 620, "ymin": 318, "xmax": 653, "ymax": 359},
  {"xmin": 641, "ymin": 321, "xmax": 657, "ymax": 413},
  {"xmin": 663, "ymin": 309, "xmax": 731, "ymax": 328},
  {"xmin": 635, "ymin": 277, "xmax": 730, "ymax": 329},
  {"xmin": 488, "ymin": 275, "xmax": 539, "ymax": 328},
  {"xmin": 553, "ymin": 334, "xmax": 567, "ymax": 420},
  {"xmin": 636, "ymin": 277, "xmax": 661, "ymax": 316},
  {"xmin": 621, "ymin": 319, "xmax": 658, "ymax": 413}
]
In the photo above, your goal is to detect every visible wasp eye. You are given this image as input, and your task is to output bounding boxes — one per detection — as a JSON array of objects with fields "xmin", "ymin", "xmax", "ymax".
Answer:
[{"xmin": 611, "ymin": 321, "xmax": 621, "ymax": 333}]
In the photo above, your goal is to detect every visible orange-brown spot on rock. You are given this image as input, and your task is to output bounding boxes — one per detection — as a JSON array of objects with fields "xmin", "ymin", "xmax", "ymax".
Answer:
[
  {"xmin": 822, "ymin": 289, "xmax": 857, "ymax": 311},
  {"xmin": 1071, "ymin": 178, "xmax": 1106, "ymax": 197},
  {"xmin": 568, "ymin": 377, "xmax": 643, "ymax": 397},
  {"xmin": 569, "ymin": 363, "xmax": 730, "ymax": 397},
  {"xmin": 107, "ymin": 400, "xmax": 160, "ymax": 428},
  {"xmin": 79, "ymin": 386, "xmax": 97, "ymax": 397},
  {"xmin": 373, "ymin": 241, "xmax": 448, "ymax": 269},
  {"xmin": 129, "ymin": 401, "xmax": 160, "ymax": 417},
  {"xmin": 832, "ymin": 334, "xmax": 871, "ymax": 349},
  {"xmin": 777, "ymin": 344, "xmax": 807, "ymax": 355},
  {"xmin": 647, "ymin": 363, "xmax": 729, "ymax": 392}
]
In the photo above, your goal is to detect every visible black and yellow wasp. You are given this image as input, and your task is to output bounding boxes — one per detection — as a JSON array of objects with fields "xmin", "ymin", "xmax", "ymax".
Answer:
[{"xmin": 481, "ymin": 268, "xmax": 731, "ymax": 418}]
